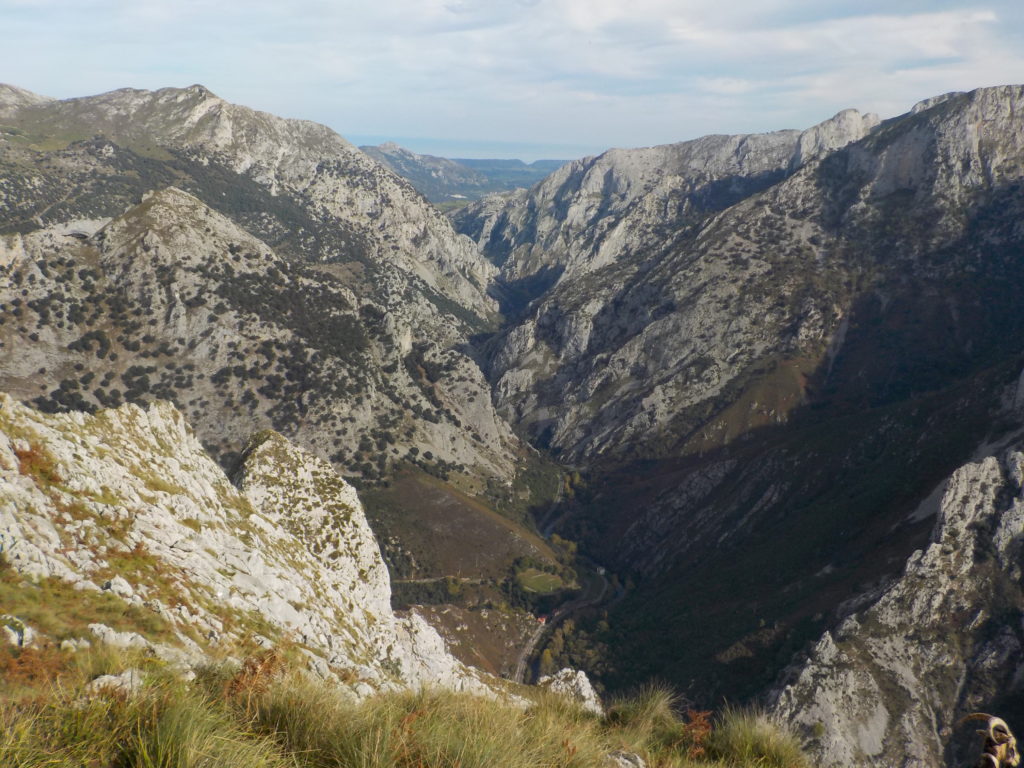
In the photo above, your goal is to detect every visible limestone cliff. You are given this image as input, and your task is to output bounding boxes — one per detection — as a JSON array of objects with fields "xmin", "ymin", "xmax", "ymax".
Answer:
[
  {"xmin": 771, "ymin": 437, "xmax": 1024, "ymax": 767},
  {"xmin": 0, "ymin": 393, "xmax": 490, "ymax": 695}
]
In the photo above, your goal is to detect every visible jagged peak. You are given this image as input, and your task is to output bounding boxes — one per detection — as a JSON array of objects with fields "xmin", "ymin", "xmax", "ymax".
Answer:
[
  {"xmin": 910, "ymin": 90, "xmax": 964, "ymax": 114},
  {"xmin": 790, "ymin": 107, "xmax": 880, "ymax": 169},
  {"xmin": 184, "ymin": 83, "xmax": 216, "ymax": 98}
]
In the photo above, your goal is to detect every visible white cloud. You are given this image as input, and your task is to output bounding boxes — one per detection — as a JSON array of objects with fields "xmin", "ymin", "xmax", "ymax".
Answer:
[{"xmin": 1, "ymin": 1, "xmax": 1023, "ymax": 156}]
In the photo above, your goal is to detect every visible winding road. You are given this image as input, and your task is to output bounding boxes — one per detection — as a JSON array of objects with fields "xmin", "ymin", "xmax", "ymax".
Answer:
[{"xmin": 511, "ymin": 563, "xmax": 610, "ymax": 684}]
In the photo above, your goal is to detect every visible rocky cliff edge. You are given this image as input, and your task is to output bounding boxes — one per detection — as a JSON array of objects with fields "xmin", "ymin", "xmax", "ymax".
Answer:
[
  {"xmin": 771, "ymin": 436, "xmax": 1024, "ymax": 767},
  {"xmin": 0, "ymin": 393, "xmax": 496, "ymax": 697}
]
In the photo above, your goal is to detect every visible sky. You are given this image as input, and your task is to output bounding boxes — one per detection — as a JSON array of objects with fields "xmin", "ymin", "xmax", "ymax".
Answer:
[{"xmin": 2, "ymin": 0, "xmax": 1024, "ymax": 160}]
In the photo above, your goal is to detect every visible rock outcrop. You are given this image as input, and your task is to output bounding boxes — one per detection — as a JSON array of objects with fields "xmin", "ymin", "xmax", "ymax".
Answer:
[
  {"xmin": 538, "ymin": 667, "xmax": 604, "ymax": 715},
  {"xmin": 0, "ymin": 392, "xmax": 491, "ymax": 695},
  {"xmin": 788, "ymin": 108, "xmax": 880, "ymax": 169},
  {"xmin": 771, "ymin": 439, "xmax": 1024, "ymax": 767}
]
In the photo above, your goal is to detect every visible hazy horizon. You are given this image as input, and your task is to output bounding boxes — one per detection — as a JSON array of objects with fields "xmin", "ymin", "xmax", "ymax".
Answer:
[{"xmin": 347, "ymin": 134, "xmax": 602, "ymax": 163}]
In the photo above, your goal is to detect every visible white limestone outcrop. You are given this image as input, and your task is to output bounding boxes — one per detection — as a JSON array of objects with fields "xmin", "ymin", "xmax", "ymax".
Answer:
[
  {"xmin": 771, "ymin": 449, "xmax": 1024, "ymax": 767},
  {"xmin": 0, "ymin": 393, "xmax": 492, "ymax": 697}
]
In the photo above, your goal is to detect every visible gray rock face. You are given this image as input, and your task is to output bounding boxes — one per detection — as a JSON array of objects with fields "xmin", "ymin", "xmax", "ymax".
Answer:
[
  {"xmin": 770, "ymin": 444, "xmax": 1024, "ymax": 768},
  {"xmin": 454, "ymin": 129, "xmax": 801, "ymax": 288},
  {"xmin": 789, "ymin": 109, "xmax": 880, "ymax": 169},
  {"xmin": 0, "ymin": 393, "xmax": 492, "ymax": 696}
]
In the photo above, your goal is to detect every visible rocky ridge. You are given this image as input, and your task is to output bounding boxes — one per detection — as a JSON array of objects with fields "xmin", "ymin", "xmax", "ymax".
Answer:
[
  {"xmin": 452, "ymin": 87, "xmax": 1024, "ymax": 465},
  {"xmin": 0, "ymin": 83, "xmax": 495, "ymax": 321},
  {"xmin": 455, "ymin": 85, "xmax": 1024, "ymax": 720},
  {"xmin": 0, "ymin": 391, "xmax": 492, "ymax": 696},
  {"xmin": 0, "ymin": 185, "xmax": 519, "ymax": 487},
  {"xmin": 0, "ymin": 84, "xmax": 52, "ymax": 118},
  {"xmin": 452, "ymin": 106, "xmax": 882, "ymax": 462}
]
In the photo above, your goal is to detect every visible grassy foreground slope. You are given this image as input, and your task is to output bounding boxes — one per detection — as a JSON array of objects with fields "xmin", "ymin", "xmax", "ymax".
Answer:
[{"xmin": 1, "ymin": 644, "xmax": 806, "ymax": 768}]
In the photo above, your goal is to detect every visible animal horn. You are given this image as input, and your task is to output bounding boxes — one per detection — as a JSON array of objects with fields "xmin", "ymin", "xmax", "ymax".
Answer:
[
  {"xmin": 961, "ymin": 713, "xmax": 999, "ymax": 726},
  {"xmin": 960, "ymin": 713, "xmax": 1021, "ymax": 767}
]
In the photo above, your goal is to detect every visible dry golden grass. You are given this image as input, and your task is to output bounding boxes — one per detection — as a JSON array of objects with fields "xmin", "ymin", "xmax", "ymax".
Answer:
[{"xmin": 0, "ymin": 647, "xmax": 809, "ymax": 768}]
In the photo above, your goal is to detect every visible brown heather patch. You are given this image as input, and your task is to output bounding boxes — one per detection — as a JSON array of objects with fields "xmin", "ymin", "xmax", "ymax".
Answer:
[
  {"xmin": 0, "ymin": 644, "xmax": 67, "ymax": 688},
  {"xmin": 14, "ymin": 443, "xmax": 62, "ymax": 487},
  {"xmin": 225, "ymin": 650, "xmax": 287, "ymax": 715}
]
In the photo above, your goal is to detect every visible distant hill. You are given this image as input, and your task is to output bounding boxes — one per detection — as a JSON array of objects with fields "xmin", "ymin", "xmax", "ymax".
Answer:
[{"xmin": 359, "ymin": 142, "xmax": 568, "ymax": 205}]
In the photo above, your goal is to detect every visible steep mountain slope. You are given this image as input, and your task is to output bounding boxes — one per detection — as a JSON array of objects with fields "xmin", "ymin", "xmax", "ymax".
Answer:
[
  {"xmin": 453, "ymin": 109, "xmax": 877, "ymax": 312},
  {"xmin": 455, "ymin": 86, "xmax": 1024, "ymax": 705},
  {"xmin": 452, "ymin": 108, "xmax": 881, "ymax": 460},
  {"xmin": 0, "ymin": 83, "xmax": 494, "ymax": 336},
  {"xmin": 771, "ymin": 430, "xmax": 1024, "ymax": 767},
  {"xmin": 0, "ymin": 85, "xmax": 569, "ymax": 662},
  {"xmin": 0, "ymin": 393, "xmax": 490, "ymax": 695},
  {"xmin": 8, "ymin": 79, "xmax": 1024, "ymax": 750},
  {"xmin": 0, "ymin": 84, "xmax": 575, "ymax": 517},
  {"xmin": 0, "ymin": 186, "xmax": 516, "ymax": 487}
]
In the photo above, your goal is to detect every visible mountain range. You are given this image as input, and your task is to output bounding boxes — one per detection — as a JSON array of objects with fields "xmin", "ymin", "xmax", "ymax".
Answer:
[
  {"xmin": 359, "ymin": 142, "xmax": 565, "ymax": 204},
  {"xmin": 3, "ymin": 81, "xmax": 1024, "ymax": 766}
]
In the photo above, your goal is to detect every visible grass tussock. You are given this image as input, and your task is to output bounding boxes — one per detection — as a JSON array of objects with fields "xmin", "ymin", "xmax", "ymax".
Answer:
[
  {"xmin": 706, "ymin": 706, "xmax": 808, "ymax": 768},
  {"xmin": 0, "ymin": 648, "xmax": 810, "ymax": 768}
]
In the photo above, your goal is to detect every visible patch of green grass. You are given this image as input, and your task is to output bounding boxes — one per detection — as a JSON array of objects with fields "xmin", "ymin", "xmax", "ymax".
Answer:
[
  {"xmin": 516, "ymin": 568, "xmax": 564, "ymax": 594},
  {"xmin": 0, "ymin": 567, "xmax": 172, "ymax": 645}
]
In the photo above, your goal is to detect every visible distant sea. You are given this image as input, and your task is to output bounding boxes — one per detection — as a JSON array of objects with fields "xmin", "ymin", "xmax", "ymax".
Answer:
[{"xmin": 346, "ymin": 134, "xmax": 606, "ymax": 163}]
